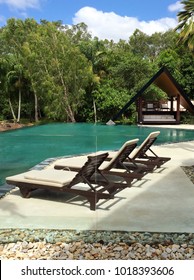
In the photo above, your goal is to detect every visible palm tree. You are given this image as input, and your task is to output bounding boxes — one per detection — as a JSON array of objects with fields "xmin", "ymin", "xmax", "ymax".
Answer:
[{"xmin": 175, "ymin": 0, "xmax": 194, "ymax": 52}]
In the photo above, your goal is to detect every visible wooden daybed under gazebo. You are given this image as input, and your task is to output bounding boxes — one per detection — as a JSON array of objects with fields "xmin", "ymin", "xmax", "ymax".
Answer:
[{"xmin": 108, "ymin": 67, "xmax": 194, "ymax": 125}]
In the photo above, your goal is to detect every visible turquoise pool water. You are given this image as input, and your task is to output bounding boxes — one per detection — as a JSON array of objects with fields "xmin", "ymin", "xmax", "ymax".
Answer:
[{"xmin": 0, "ymin": 123, "xmax": 194, "ymax": 185}]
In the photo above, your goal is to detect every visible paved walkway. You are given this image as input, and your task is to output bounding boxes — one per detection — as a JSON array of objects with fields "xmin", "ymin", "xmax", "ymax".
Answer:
[{"xmin": 1, "ymin": 131, "xmax": 194, "ymax": 233}]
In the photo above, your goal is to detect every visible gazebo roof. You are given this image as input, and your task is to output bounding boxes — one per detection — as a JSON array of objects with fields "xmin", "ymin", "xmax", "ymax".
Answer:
[
  {"xmin": 111, "ymin": 67, "xmax": 194, "ymax": 122},
  {"xmin": 151, "ymin": 67, "xmax": 194, "ymax": 113}
]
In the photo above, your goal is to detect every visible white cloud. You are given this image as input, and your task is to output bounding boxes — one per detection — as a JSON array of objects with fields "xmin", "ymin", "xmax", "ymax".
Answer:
[
  {"xmin": 0, "ymin": 0, "xmax": 40, "ymax": 10},
  {"xmin": 168, "ymin": 1, "xmax": 184, "ymax": 12},
  {"xmin": 73, "ymin": 7, "xmax": 178, "ymax": 42}
]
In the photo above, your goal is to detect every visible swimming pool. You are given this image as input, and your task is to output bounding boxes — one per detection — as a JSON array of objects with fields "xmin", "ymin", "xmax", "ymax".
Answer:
[{"xmin": 0, "ymin": 123, "xmax": 194, "ymax": 185}]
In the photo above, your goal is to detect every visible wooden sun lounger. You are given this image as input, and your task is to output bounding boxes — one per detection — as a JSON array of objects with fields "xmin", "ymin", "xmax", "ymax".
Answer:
[
  {"xmin": 6, "ymin": 152, "xmax": 133, "ymax": 211},
  {"xmin": 54, "ymin": 138, "xmax": 148, "ymax": 180},
  {"xmin": 54, "ymin": 132, "xmax": 170, "ymax": 179},
  {"xmin": 126, "ymin": 131, "xmax": 171, "ymax": 169},
  {"xmin": 106, "ymin": 131, "xmax": 171, "ymax": 171}
]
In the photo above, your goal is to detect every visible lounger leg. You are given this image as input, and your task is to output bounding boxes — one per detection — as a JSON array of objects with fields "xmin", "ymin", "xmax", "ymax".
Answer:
[
  {"xmin": 19, "ymin": 187, "xmax": 35, "ymax": 198},
  {"xmin": 87, "ymin": 195, "xmax": 99, "ymax": 211}
]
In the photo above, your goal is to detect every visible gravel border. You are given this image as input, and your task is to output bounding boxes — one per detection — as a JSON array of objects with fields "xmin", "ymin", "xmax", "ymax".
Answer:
[
  {"xmin": 1, "ymin": 229, "xmax": 194, "ymax": 245},
  {"xmin": 0, "ymin": 229, "xmax": 194, "ymax": 260}
]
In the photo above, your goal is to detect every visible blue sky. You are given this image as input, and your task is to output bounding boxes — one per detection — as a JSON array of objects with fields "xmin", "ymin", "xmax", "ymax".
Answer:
[{"xmin": 0, "ymin": 0, "xmax": 184, "ymax": 41}]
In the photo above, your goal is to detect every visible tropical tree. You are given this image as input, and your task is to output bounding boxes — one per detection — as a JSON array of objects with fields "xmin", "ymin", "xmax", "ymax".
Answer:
[
  {"xmin": 0, "ymin": 56, "xmax": 17, "ymax": 121},
  {"xmin": 1, "ymin": 19, "xmax": 33, "ymax": 122},
  {"xmin": 129, "ymin": 29, "xmax": 178, "ymax": 61},
  {"xmin": 175, "ymin": 0, "xmax": 194, "ymax": 52},
  {"xmin": 6, "ymin": 56, "xmax": 24, "ymax": 122},
  {"xmin": 0, "ymin": 19, "xmax": 93, "ymax": 122}
]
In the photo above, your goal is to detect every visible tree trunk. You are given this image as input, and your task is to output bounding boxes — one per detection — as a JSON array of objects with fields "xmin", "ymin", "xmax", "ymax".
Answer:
[
  {"xmin": 8, "ymin": 98, "xmax": 17, "ymax": 123},
  {"xmin": 34, "ymin": 92, "xmax": 39, "ymax": 122},
  {"xmin": 17, "ymin": 86, "xmax": 21, "ymax": 123},
  {"xmin": 54, "ymin": 56, "xmax": 76, "ymax": 122},
  {"xmin": 63, "ymin": 87, "xmax": 76, "ymax": 122},
  {"xmin": 30, "ymin": 78, "xmax": 39, "ymax": 122},
  {"xmin": 93, "ymin": 99, "xmax": 97, "ymax": 123}
]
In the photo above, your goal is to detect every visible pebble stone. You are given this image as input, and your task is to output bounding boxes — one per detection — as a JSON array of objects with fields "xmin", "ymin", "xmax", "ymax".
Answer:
[{"xmin": 0, "ymin": 229, "xmax": 194, "ymax": 260}]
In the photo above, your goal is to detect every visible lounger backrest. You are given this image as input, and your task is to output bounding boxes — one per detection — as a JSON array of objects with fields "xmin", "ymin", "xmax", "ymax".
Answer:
[
  {"xmin": 103, "ymin": 138, "xmax": 139, "ymax": 170},
  {"xmin": 131, "ymin": 131, "xmax": 160, "ymax": 159},
  {"xmin": 69, "ymin": 152, "xmax": 109, "ymax": 186}
]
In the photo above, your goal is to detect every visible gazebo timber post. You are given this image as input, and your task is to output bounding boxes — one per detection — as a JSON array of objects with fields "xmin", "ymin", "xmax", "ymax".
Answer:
[
  {"xmin": 176, "ymin": 94, "xmax": 181, "ymax": 123},
  {"xmin": 170, "ymin": 96, "xmax": 174, "ymax": 111},
  {"xmin": 137, "ymin": 97, "xmax": 143, "ymax": 123}
]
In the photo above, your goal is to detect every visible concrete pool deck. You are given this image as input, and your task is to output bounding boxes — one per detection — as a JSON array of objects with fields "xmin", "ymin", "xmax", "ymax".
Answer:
[{"xmin": 0, "ymin": 124, "xmax": 194, "ymax": 233}]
